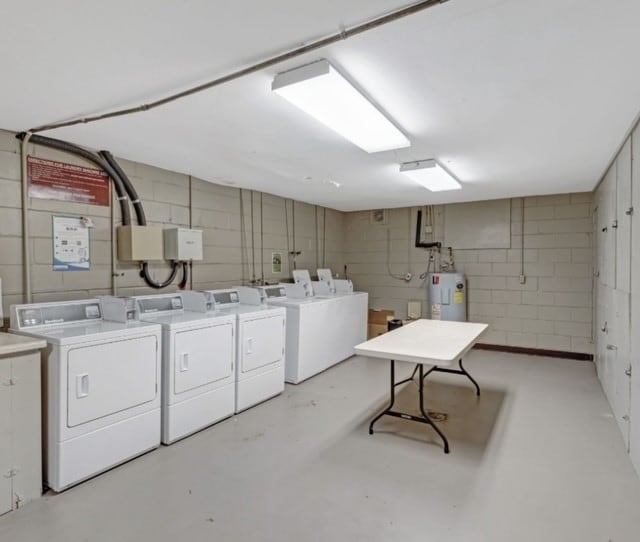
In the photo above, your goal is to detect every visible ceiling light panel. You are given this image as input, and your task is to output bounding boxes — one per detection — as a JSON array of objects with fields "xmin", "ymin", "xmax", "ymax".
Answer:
[
  {"xmin": 400, "ymin": 159, "xmax": 462, "ymax": 192},
  {"xmin": 272, "ymin": 59, "xmax": 410, "ymax": 153}
]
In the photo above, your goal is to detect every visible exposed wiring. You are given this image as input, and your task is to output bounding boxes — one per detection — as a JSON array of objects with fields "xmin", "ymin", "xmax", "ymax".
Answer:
[
  {"xmin": 27, "ymin": 0, "xmax": 449, "ymax": 134},
  {"xmin": 250, "ymin": 190, "xmax": 256, "ymax": 282},
  {"xmin": 20, "ymin": 131, "xmax": 33, "ymax": 303},
  {"xmin": 322, "ymin": 207, "xmax": 327, "ymax": 267},
  {"xmin": 260, "ymin": 191, "xmax": 264, "ymax": 285},
  {"xmin": 239, "ymin": 188, "xmax": 248, "ymax": 285},
  {"xmin": 284, "ymin": 199, "xmax": 291, "ymax": 270},
  {"xmin": 386, "ymin": 228, "xmax": 411, "ymax": 282},
  {"xmin": 16, "ymin": 133, "xmax": 186, "ymax": 291}
]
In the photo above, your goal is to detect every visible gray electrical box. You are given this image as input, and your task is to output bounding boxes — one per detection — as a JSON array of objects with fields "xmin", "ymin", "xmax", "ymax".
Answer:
[
  {"xmin": 117, "ymin": 225, "xmax": 164, "ymax": 261},
  {"xmin": 163, "ymin": 227, "xmax": 203, "ymax": 261}
]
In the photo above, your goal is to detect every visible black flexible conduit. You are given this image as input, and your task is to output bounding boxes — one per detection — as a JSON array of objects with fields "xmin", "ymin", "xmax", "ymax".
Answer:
[
  {"xmin": 178, "ymin": 262, "xmax": 189, "ymax": 290},
  {"xmin": 100, "ymin": 150, "xmax": 146, "ymax": 225},
  {"xmin": 15, "ymin": 132, "xmax": 132, "ymax": 225},
  {"xmin": 99, "ymin": 150, "xmax": 184, "ymax": 289}
]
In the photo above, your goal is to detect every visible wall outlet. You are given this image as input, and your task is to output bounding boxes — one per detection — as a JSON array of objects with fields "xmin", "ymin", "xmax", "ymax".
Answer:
[{"xmin": 519, "ymin": 274, "xmax": 526, "ymax": 284}]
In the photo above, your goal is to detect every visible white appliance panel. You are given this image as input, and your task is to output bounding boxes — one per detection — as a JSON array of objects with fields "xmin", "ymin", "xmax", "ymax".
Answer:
[
  {"xmin": 66, "ymin": 335, "xmax": 158, "ymax": 428},
  {"xmin": 0, "ymin": 361, "xmax": 11, "ymax": 515},
  {"xmin": 173, "ymin": 323, "xmax": 233, "ymax": 395},
  {"xmin": 239, "ymin": 315, "xmax": 285, "ymax": 374}
]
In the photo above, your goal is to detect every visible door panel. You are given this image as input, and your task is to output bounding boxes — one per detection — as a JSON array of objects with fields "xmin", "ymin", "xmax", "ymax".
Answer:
[
  {"xmin": 240, "ymin": 315, "xmax": 284, "ymax": 373},
  {"xmin": 0, "ymin": 362, "xmax": 12, "ymax": 515},
  {"xmin": 616, "ymin": 139, "xmax": 632, "ymax": 292},
  {"xmin": 600, "ymin": 163, "xmax": 616, "ymax": 288},
  {"xmin": 630, "ymin": 128, "xmax": 640, "ymax": 474},
  {"xmin": 67, "ymin": 335, "xmax": 158, "ymax": 427},
  {"xmin": 610, "ymin": 290, "xmax": 631, "ymax": 448},
  {"xmin": 174, "ymin": 323, "xmax": 233, "ymax": 394}
]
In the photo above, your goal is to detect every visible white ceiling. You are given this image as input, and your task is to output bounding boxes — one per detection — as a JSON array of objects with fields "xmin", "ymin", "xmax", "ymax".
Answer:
[{"xmin": 1, "ymin": 0, "xmax": 640, "ymax": 211}]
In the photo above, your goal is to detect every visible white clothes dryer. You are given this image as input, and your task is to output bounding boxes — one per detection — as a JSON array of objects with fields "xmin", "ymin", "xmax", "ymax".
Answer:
[
  {"xmin": 183, "ymin": 289, "xmax": 286, "ymax": 413},
  {"xmin": 10, "ymin": 299, "xmax": 161, "ymax": 492},
  {"xmin": 128, "ymin": 293, "xmax": 235, "ymax": 444}
]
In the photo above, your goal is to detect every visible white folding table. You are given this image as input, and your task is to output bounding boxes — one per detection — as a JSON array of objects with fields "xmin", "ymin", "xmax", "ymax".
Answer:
[{"xmin": 355, "ymin": 319, "xmax": 488, "ymax": 453}]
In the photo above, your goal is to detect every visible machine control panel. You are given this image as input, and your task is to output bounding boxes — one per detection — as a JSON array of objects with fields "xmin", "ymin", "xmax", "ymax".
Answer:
[
  {"xmin": 135, "ymin": 295, "xmax": 184, "ymax": 315},
  {"xmin": 11, "ymin": 300, "xmax": 103, "ymax": 329},
  {"xmin": 208, "ymin": 289, "xmax": 240, "ymax": 308}
]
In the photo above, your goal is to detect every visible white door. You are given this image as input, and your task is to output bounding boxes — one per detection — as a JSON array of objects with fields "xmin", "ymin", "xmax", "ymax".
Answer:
[
  {"xmin": 610, "ymin": 289, "xmax": 631, "ymax": 447},
  {"xmin": 67, "ymin": 335, "xmax": 158, "ymax": 427},
  {"xmin": 0, "ymin": 362, "xmax": 12, "ymax": 515},
  {"xmin": 239, "ymin": 315, "xmax": 284, "ymax": 373},
  {"xmin": 174, "ymin": 323, "xmax": 233, "ymax": 394},
  {"xmin": 629, "ymin": 128, "xmax": 640, "ymax": 474},
  {"xmin": 616, "ymin": 139, "xmax": 632, "ymax": 293},
  {"xmin": 599, "ymin": 163, "xmax": 617, "ymax": 288}
]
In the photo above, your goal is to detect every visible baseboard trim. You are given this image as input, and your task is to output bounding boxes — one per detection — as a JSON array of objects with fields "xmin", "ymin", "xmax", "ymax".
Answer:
[{"xmin": 473, "ymin": 343, "xmax": 593, "ymax": 361}]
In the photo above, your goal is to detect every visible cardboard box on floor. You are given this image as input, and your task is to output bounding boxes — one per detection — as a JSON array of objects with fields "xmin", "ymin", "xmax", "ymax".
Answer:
[{"xmin": 367, "ymin": 309, "xmax": 395, "ymax": 339}]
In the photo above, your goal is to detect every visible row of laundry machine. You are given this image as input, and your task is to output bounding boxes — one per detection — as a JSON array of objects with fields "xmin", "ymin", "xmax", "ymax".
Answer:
[
  {"xmin": 7, "ymin": 269, "xmax": 368, "ymax": 493},
  {"xmin": 9, "ymin": 288, "xmax": 286, "ymax": 492}
]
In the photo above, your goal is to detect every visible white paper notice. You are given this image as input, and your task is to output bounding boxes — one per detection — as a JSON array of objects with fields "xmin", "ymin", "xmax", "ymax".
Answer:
[{"xmin": 52, "ymin": 215, "xmax": 90, "ymax": 271}]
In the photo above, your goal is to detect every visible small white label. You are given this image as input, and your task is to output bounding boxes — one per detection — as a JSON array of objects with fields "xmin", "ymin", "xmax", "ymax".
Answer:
[{"xmin": 431, "ymin": 303, "xmax": 442, "ymax": 320}]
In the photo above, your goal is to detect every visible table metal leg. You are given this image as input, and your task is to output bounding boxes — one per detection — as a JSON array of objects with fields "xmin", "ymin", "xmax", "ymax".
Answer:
[
  {"xmin": 368, "ymin": 360, "xmax": 450, "ymax": 453},
  {"xmin": 369, "ymin": 360, "xmax": 397, "ymax": 435},
  {"xmin": 421, "ymin": 359, "xmax": 481, "ymax": 397},
  {"xmin": 458, "ymin": 358, "xmax": 480, "ymax": 396},
  {"xmin": 418, "ymin": 364, "xmax": 450, "ymax": 454}
]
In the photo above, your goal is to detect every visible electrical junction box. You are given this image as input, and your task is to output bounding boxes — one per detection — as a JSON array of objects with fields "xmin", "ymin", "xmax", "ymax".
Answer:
[
  {"xmin": 117, "ymin": 225, "xmax": 164, "ymax": 261},
  {"xmin": 163, "ymin": 227, "xmax": 203, "ymax": 261}
]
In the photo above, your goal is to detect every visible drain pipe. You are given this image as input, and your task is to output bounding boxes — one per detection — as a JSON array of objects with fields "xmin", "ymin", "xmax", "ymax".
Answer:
[{"xmin": 20, "ymin": 132, "xmax": 33, "ymax": 303}]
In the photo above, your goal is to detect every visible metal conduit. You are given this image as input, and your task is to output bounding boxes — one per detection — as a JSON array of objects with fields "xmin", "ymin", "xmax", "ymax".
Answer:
[{"xmin": 28, "ymin": 0, "xmax": 450, "ymax": 133}]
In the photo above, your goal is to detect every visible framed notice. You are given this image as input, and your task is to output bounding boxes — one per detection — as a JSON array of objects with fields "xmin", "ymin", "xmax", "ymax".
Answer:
[
  {"xmin": 28, "ymin": 155, "xmax": 110, "ymax": 206},
  {"xmin": 52, "ymin": 216, "xmax": 91, "ymax": 271},
  {"xmin": 271, "ymin": 252, "xmax": 282, "ymax": 274}
]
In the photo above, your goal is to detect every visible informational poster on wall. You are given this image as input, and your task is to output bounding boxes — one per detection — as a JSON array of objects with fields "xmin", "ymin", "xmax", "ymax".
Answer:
[
  {"xmin": 28, "ymin": 156, "xmax": 110, "ymax": 206},
  {"xmin": 271, "ymin": 252, "xmax": 282, "ymax": 273},
  {"xmin": 52, "ymin": 216, "xmax": 91, "ymax": 271}
]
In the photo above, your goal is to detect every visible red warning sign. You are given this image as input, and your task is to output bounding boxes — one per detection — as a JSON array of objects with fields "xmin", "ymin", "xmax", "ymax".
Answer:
[{"xmin": 28, "ymin": 156, "xmax": 110, "ymax": 207}]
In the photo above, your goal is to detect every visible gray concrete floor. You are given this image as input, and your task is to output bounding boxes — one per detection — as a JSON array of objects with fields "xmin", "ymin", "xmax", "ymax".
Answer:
[{"xmin": 1, "ymin": 351, "xmax": 639, "ymax": 542}]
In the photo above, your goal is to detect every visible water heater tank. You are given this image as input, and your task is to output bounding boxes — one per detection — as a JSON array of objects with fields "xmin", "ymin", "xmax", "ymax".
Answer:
[{"xmin": 428, "ymin": 272, "xmax": 466, "ymax": 322}]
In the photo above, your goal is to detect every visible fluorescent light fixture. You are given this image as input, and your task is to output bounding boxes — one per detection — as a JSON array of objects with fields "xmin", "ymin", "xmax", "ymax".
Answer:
[
  {"xmin": 400, "ymin": 159, "xmax": 462, "ymax": 191},
  {"xmin": 272, "ymin": 59, "xmax": 410, "ymax": 153}
]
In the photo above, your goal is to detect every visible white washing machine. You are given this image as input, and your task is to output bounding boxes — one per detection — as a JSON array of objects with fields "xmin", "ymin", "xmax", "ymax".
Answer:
[
  {"xmin": 183, "ymin": 289, "xmax": 286, "ymax": 413},
  {"xmin": 256, "ymin": 284, "xmax": 340, "ymax": 384},
  {"xmin": 128, "ymin": 293, "xmax": 236, "ymax": 444},
  {"xmin": 9, "ymin": 299, "xmax": 162, "ymax": 492},
  {"xmin": 314, "ymin": 268, "xmax": 368, "ymax": 363}
]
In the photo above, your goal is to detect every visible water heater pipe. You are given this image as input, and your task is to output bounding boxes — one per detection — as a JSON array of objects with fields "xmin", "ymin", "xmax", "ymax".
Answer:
[{"xmin": 415, "ymin": 209, "xmax": 441, "ymax": 249}]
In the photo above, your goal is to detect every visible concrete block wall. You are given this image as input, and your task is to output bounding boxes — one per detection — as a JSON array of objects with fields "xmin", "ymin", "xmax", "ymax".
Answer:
[
  {"xmin": 344, "ymin": 194, "xmax": 594, "ymax": 354},
  {"xmin": 0, "ymin": 129, "xmax": 345, "ymax": 315}
]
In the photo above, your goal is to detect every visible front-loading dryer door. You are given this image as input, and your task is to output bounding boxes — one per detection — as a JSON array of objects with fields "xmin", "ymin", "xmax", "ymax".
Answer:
[
  {"xmin": 239, "ymin": 315, "xmax": 285, "ymax": 373},
  {"xmin": 67, "ymin": 335, "xmax": 158, "ymax": 428},
  {"xmin": 173, "ymin": 323, "xmax": 233, "ymax": 394}
]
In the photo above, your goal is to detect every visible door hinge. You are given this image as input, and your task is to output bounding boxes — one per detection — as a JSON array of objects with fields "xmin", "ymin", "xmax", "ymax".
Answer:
[
  {"xmin": 611, "ymin": 219, "xmax": 618, "ymax": 229},
  {"xmin": 601, "ymin": 321, "xmax": 608, "ymax": 333},
  {"xmin": 625, "ymin": 366, "xmax": 632, "ymax": 377},
  {"xmin": 594, "ymin": 270, "xmax": 600, "ymax": 278},
  {"xmin": 1, "ymin": 378, "xmax": 15, "ymax": 387},
  {"xmin": 626, "ymin": 207, "xmax": 634, "ymax": 216}
]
